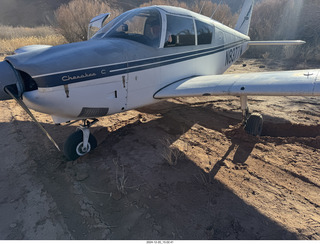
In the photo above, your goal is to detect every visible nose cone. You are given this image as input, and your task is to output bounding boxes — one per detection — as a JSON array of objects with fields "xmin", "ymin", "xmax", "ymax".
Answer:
[{"xmin": 0, "ymin": 61, "xmax": 20, "ymax": 100}]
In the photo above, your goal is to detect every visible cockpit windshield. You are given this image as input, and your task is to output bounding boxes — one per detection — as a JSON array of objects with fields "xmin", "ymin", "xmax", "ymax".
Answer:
[{"xmin": 92, "ymin": 8, "xmax": 162, "ymax": 48}]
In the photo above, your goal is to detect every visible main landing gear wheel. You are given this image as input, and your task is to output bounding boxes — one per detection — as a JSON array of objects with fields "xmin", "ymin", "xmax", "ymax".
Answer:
[
  {"xmin": 63, "ymin": 130, "xmax": 97, "ymax": 161},
  {"xmin": 240, "ymin": 96, "xmax": 263, "ymax": 136},
  {"xmin": 244, "ymin": 113, "xmax": 263, "ymax": 136}
]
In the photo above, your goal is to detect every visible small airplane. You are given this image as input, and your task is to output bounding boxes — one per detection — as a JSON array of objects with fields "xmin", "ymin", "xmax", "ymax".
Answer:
[{"xmin": 0, "ymin": 0, "xmax": 319, "ymax": 160}]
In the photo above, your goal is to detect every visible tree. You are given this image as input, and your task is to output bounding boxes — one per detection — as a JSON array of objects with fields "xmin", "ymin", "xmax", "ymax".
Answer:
[
  {"xmin": 139, "ymin": 0, "xmax": 237, "ymax": 28},
  {"xmin": 55, "ymin": 0, "xmax": 122, "ymax": 43}
]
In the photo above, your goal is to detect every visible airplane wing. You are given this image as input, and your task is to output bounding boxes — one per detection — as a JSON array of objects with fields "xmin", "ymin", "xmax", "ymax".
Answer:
[{"xmin": 154, "ymin": 69, "xmax": 320, "ymax": 99}]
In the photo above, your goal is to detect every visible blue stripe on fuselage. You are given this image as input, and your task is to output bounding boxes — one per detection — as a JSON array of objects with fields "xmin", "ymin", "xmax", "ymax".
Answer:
[{"xmin": 33, "ymin": 40, "xmax": 245, "ymax": 88}]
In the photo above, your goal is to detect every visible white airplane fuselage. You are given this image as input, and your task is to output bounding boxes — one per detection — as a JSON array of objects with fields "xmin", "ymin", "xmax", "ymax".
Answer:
[{"xmin": 6, "ymin": 6, "xmax": 249, "ymax": 124}]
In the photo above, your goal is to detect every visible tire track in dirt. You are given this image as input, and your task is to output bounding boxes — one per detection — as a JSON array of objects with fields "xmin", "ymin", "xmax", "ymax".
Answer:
[{"xmin": 156, "ymin": 97, "xmax": 320, "ymax": 239}]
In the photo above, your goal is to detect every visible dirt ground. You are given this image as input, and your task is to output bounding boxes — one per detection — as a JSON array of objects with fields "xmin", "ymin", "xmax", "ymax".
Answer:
[{"xmin": 0, "ymin": 58, "xmax": 319, "ymax": 240}]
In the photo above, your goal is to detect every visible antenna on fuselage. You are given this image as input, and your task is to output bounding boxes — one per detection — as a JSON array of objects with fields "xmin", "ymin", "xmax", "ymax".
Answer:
[
  {"xmin": 199, "ymin": 1, "xmax": 206, "ymax": 14},
  {"xmin": 210, "ymin": 0, "xmax": 224, "ymax": 19}
]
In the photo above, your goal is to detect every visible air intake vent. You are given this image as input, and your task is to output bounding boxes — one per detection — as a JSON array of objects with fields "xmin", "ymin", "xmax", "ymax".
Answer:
[{"xmin": 78, "ymin": 107, "xmax": 109, "ymax": 118}]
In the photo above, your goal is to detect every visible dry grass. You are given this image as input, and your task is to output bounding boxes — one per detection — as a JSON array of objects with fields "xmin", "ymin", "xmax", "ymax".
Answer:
[
  {"xmin": 0, "ymin": 25, "xmax": 57, "ymax": 40},
  {"xmin": 160, "ymin": 138, "xmax": 182, "ymax": 166},
  {"xmin": 0, "ymin": 35, "xmax": 67, "ymax": 56},
  {"xmin": 113, "ymin": 158, "xmax": 128, "ymax": 195},
  {"xmin": 0, "ymin": 25, "xmax": 67, "ymax": 56}
]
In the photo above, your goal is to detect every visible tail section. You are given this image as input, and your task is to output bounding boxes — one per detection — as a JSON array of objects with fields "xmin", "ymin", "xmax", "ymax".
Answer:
[{"xmin": 235, "ymin": 0, "xmax": 254, "ymax": 35}]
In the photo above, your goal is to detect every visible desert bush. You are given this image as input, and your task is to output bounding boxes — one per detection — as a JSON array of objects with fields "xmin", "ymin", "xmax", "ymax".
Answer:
[
  {"xmin": 250, "ymin": 0, "xmax": 290, "ymax": 41},
  {"xmin": 139, "ymin": 0, "xmax": 237, "ymax": 27},
  {"xmin": 191, "ymin": 1, "xmax": 237, "ymax": 28},
  {"xmin": 139, "ymin": 0, "xmax": 188, "ymax": 10},
  {"xmin": 294, "ymin": 0, "xmax": 320, "ymax": 62},
  {"xmin": 54, "ymin": 0, "xmax": 122, "ymax": 43},
  {"xmin": 247, "ymin": 0, "xmax": 320, "ymax": 62},
  {"xmin": 246, "ymin": 0, "xmax": 291, "ymax": 59}
]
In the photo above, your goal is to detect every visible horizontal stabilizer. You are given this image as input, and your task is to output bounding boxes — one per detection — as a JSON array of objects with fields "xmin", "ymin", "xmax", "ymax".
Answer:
[{"xmin": 248, "ymin": 40, "xmax": 306, "ymax": 46}]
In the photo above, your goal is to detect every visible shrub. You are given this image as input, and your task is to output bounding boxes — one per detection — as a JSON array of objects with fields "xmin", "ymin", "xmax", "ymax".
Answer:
[
  {"xmin": 139, "ymin": 0, "xmax": 188, "ymax": 9},
  {"xmin": 139, "ymin": 0, "xmax": 237, "ymax": 27},
  {"xmin": 247, "ymin": 0, "xmax": 320, "ymax": 62},
  {"xmin": 54, "ymin": 0, "xmax": 122, "ymax": 43},
  {"xmin": 191, "ymin": 1, "xmax": 237, "ymax": 28},
  {"xmin": 295, "ymin": 0, "xmax": 320, "ymax": 62}
]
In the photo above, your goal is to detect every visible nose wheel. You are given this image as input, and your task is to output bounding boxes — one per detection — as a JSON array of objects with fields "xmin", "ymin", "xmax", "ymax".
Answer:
[{"xmin": 63, "ymin": 119, "xmax": 98, "ymax": 161}]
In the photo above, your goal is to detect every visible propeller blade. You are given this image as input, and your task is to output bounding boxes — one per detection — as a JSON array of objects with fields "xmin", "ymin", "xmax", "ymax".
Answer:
[{"xmin": 4, "ymin": 85, "xmax": 61, "ymax": 152}]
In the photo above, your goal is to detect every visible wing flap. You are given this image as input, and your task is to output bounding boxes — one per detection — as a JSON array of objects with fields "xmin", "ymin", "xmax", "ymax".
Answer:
[{"xmin": 154, "ymin": 69, "xmax": 320, "ymax": 99}]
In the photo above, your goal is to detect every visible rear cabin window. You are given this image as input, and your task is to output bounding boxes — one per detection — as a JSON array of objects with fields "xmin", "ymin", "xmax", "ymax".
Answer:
[
  {"xmin": 196, "ymin": 20, "xmax": 214, "ymax": 45},
  {"xmin": 165, "ymin": 15, "xmax": 195, "ymax": 47},
  {"xmin": 215, "ymin": 28, "xmax": 225, "ymax": 46}
]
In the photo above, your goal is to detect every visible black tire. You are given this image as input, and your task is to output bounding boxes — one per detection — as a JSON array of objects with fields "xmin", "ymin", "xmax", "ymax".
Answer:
[
  {"xmin": 245, "ymin": 113, "xmax": 263, "ymax": 136},
  {"xmin": 63, "ymin": 130, "xmax": 97, "ymax": 161}
]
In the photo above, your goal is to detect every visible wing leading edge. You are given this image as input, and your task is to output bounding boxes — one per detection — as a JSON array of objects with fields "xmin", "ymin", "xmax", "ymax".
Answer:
[{"xmin": 154, "ymin": 69, "xmax": 320, "ymax": 99}]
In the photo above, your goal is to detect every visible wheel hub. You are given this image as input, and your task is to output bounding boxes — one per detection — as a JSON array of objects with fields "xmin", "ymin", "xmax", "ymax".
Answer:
[{"xmin": 76, "ymin": 142, "xmax": 91, "ymax": 156}]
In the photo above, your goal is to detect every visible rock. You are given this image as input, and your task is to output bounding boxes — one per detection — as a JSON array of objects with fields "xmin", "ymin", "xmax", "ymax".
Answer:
[
  {"xmin": 9, "ymin": 223, "xmax": 17, "ymax": 228},
  {"xmin": 76, "ymin": 172, "xmax": 89, "ymax": 181},
  {"xmin": 153, "ymin": 224, "xmax": 162, "ymax": 232},
  {"xmin": 112, "ymin": 191, "xmax": 122, "ymax": 201}
]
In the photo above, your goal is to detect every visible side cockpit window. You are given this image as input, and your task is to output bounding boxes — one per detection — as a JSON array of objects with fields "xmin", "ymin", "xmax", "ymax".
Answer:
[
  {"xmin": 103, "ymin": 9, "xmax": 162, "ymax": 48},
  {"xmin": 165, "ymin": 15, "xmax": 195, "ymax": 47},
  {"xmin": 196, "ymin": 20, "xmax": 214, "ymax": 45}
]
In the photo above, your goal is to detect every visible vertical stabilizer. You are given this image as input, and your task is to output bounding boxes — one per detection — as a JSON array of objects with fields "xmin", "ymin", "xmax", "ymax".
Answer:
[{"xmin": 235, "ymin": 0, "xmax": 254, "ymax": 35}]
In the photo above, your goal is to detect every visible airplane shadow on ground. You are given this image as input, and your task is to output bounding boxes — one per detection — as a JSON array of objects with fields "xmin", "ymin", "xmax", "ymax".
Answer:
[
  {"xmin": 89, "ymin": 102, "xmax": 298, "ymax": 239},
  {"xmin": 1, "ymin": 99, "xmax": 313, "ymax": 239}
]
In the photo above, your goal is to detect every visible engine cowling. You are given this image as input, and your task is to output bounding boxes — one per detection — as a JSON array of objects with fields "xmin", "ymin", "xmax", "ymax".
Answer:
[{"xmin": 0, "ymin": 61, "xmax": 22, "ymax": 100}]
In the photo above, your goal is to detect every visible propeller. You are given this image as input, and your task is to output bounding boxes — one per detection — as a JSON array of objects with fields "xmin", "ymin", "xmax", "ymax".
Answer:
[{"xmin": 4, "ymin": 84, "xmax": 61, "ymax": 152}]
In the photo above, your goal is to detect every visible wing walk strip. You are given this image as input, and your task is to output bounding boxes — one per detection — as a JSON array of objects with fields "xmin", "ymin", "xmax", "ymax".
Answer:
[
  {"xmin": 153, "ymin": 69, "xmax": 320, "ymax": 98},
  {"xmin": 32, "ymin": 40, "xmax": 245, "ymax": 88}
]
